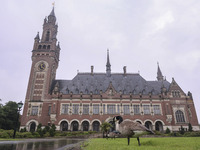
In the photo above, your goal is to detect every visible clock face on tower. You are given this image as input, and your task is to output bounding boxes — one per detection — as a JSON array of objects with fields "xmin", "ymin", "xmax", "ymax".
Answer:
[{"xmin": 38, "ymin": 62, "xmax": 46, "ymax": 71}]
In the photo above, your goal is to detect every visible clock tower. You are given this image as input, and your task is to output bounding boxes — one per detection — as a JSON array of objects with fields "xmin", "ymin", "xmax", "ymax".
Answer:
[{"xmin": 21, "ymin": 7, "xmax": 60, "ymax": 125}]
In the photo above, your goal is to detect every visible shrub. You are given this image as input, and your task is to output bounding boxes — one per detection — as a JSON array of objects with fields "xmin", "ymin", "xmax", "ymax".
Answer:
[
  {"xmin": 0, "ymin": 131, "xmax": 10, "ymax": 138},
  {"xmin": 32, "ymin": 132, "xmax": 40, "ymax": 138},
  {"xmin": 188, "ymin": 123, "xmax": 193, "ymax": 132},
  {"xmin": 165, "ymin": 127, "xmax": 171, "ymax": 134},
  {"xmin": 179, "ymin": 126, "xmax": 185, "ymax": 135}
]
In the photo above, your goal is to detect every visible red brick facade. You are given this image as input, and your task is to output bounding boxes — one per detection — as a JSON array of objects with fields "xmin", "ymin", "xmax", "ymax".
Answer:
[{"xmin": 20, "ymin": 8, "xmax": 199, "ymax": 132}]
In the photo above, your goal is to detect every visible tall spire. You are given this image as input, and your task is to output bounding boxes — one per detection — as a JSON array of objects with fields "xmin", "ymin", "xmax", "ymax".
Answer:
[
  {"xmin": 157, "ymin": 62, "xmax": 164, "ymax": 81},
  {"xmin": 49, "ymin": 6, "xmax": 55, "ymax": 16},
  {"xmin": 106, "ymin": 49, "xmax": 111, "ymax": 77},
  {"xmin": 48, "ymin": 7, "xmax": 56, "ymax": 24}
]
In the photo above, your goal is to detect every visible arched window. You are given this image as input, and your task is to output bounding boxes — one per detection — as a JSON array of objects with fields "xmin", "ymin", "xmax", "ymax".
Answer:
[
  {"xmin": 29, "ymin": 122, "xmax": 36, "ymax": 132},
  {"xmin": 45, "ymin": 31, "xmax": 50, "ymax": 41},
  {"xmin": 92, "ymin": 121, "xmax": 100, "ymax": 131},
  {"xmin": 82, "ymin": 121, "xmax": 89, "ymax": 131},
  {"xmin": 175, "ymin": 110, "xmax": 185, "ymax": 123},
  {"xmin": 43, "ymin": 45, "xmax": 46, "ymax": 49},
  {"xmin": 71, "ymin": 121, "xmax": 79, "ymax": 131},
  {"xmin": 60, "ymin": 121, "xmax": 68, "ymax": 131},
  {"xmin": 38, "ymin": 45, "xmax": 42, "ymax": 49}
]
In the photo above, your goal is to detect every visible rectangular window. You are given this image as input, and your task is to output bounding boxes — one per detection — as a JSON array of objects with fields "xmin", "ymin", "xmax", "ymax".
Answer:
[
  {"xmin": 117, "ymin": 104, "xmax": 120, "ymax": 114},
  {"xmin": 31, "ymin": 106, "xmax": 38, "ymax": 116},
  {"xmin": 72, "ymin": 104, "xmax": 79, "ymax": 114},
  {"xmin": 61, "ymin": 104, "xmax": 69, "ymax": 114},
  {"xmin": 48, "ymin": 106, "xmax": 51, "ymax": 116},
  {"xmin": 123, "ymin": 105, "xmax": 130, "ymax": 115},
  {"xmin": 153, "ymin": 105, "xmax": 161, "ymax": 115},
  {"xmin": 83, "ymin": 104, "xmax": 89, "ymax": 114},
  {"xmin": 93, "ymin": 104, "xmax": 99, "ymax": 114},
  {"xmin": 143, "ymin": 105, "xmax": 150, "ymax": 114},
  {"xmin": 103, "ymin": 104, "xmax": 106, "ymax": 114},
  {"xmin": 107, "ymin": 105, "xmax": 116, "ymax": 114},
  {"xmin": 133, "ymin": 105, "xmax": 140, "ymax": 114}
]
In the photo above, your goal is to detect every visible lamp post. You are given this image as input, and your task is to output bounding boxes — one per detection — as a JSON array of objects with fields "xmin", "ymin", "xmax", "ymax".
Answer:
[{"xmin": 13, "ymin": 101, "xmax": 23, "ymax": 139}]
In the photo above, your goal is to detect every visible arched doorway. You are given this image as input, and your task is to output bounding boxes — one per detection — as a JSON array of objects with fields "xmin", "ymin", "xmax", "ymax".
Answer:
[
  {"xmin": 145, "ymin": 121, "xmax": 152, "ymax": 130},
  {"xmin": 82, "ymin": 121, "xmax": 89, "ymax": 131},
  {"xmin": 109, "ymin": 121, "xmax": 115, "ymax": 131},
  {"xmin": 136, "ymin": 121, "xmax": 142, "ymax": 124},
  {"xmin": 29, "ymin": 122, "xmax": 36, "ymax": 132},
  {"xmin": 155, "ymin": 121, "xmax": 163, "ymax": 132},
  {"xmin": 92, "ymin": 121, "xmax": 100, "ymax": 131},
  {"xmin": 60, "ymin": 121, "xmax": 68, "ymax": 131},
  {"xmin": 71, "ymin": 121, "xmax": 79, "ymax": 131}
]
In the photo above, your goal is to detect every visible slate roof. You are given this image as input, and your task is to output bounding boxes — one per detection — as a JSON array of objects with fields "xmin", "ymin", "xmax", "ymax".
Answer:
[{"xmin": 52, "ymin": 73, "xmax": 170, "ymax": 95}]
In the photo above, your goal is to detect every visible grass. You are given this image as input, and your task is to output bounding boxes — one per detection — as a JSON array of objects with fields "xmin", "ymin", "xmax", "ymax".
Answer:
[
  {"xmin": 82, "ymin": 137, "xmax": 200, "ymax": 150},
  {"xmin": 0, "ymin": 138, "xmax": 23, "ymax": 141}
]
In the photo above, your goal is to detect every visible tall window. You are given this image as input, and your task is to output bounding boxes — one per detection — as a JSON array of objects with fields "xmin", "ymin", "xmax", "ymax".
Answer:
[
  {"xmin": 72, "ymin": 104, "xmax": 79, "ymax": 114},
  {"xmin": 107, "ymin": 105, "xmax": 116, "ymax": 114},
  {"xmin": 123, "ymin": 105, "xmax": 130, "ymax": 115},
  {"xmin": 133, "ymin": 105, "xmax": 140, "ymax": 114},
  {"xmin": 117, "ymin": 104, "xmax": 120, "ymax": 114},
  {"xmin": 61, "ymin": 104, "xmax": 69, "ymax": 114},
  {"xmin": 103, "ymin": 104, "xmax": 106, "ymax": 114},
  {"xmin": 31, "ymin": 106, "xmax": 38, "ymax": 116},
  {"xmin": 83, "ymin": 104, "xmax": 89, "ymax": 115},
  {"xmin": 48, "ymin": 106, "xmax": 51, "ymax": 116},
  {"xmin": 93, "ymin": 105, "xmax": 99, "ymax": 114},
  {"xmin": 153, "ymin": 105, "xmax": 161, "ymax": 115},
  {"xmin": 143, "ymin": 105, "xmax": 150, "ymax": 114},
  {"xmin": 45, "ymin": 31, "xmax": 50, "ymax": 41},
  {"xmin": 175, "ymin": 110, "xmax": 185, "ymax": 123}
]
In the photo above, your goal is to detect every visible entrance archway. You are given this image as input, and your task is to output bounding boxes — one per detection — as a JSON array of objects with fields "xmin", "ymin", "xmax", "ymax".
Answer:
[
  {"xmin": 60, "ymin": 121, "xmax": 68, "ymax": 131},
  {"xmin": 29, "ymin": 122, "xmax": 36, "ymax": 132},
  {"xmin": 92, "ymin": 121, "xmax": 100, "ymax": 131},
  {"xmin": 82, "ymin": 121, "xmax": 89, "ymax": 131},
  {"xmin": 155, "ymin": 121, "xmax": 163, "ymax": 132},
  {"xmin": 145, "ymin": 121, "xmax": 152, "ymax": 130},
  {"xmin": 71, "ymin": 121, "xmax": 79, "ymax": 131}
]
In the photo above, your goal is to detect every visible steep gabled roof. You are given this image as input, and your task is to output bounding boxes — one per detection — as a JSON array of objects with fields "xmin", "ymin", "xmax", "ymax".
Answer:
[{"xmin": 52, "ymin": 73, "xmax": 170, "ymax": 95}]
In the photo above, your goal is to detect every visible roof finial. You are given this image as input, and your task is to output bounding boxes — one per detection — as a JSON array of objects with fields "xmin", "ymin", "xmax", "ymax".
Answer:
[{"xmin": 106, "ymin": 49, "xmax": 111, "ymax": 77}]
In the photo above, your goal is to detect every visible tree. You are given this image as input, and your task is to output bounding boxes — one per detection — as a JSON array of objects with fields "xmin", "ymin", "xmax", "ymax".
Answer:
[
  {"xmin": 0, "ymin": 101, "xmax": 18, "ymax": 130},
  {"xmin": 165, "ymin": 127, "xmax": 171, "ymax": 134},
  {"xmin": 180, "ymin": 125, "xmax": 185, "ymax": 135},
  {"xmin": 100, "ymin": 122, "xmax": 113, "ymax": 138},
  {"xmin": 188, "ymin": 123, "xmax": 193, "ymax": 132}
]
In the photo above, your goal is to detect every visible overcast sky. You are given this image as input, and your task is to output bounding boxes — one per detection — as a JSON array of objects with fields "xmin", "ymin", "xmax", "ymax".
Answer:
[{"xmin": 0, "ymin": 0, "xmax": 199, "ymax": 121}]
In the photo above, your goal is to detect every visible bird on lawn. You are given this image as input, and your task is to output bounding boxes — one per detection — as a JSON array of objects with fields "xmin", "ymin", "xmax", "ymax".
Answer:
[{"xmin": 113, "ymin": 116, "xmax": 154, "ymax": 146}]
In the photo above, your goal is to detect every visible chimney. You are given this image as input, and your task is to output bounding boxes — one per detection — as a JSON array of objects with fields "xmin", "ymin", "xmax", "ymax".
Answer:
[
  {"xmin": 123, "ymin": 66, "xmax": 127, "ymax": 75},
  {"xmin": 91, "ymin": 66, "xmax": 94, "ymax": 75}
]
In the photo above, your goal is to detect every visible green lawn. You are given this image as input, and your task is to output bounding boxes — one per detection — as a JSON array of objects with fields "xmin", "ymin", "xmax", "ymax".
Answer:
[{"xmin": 83, "ymin": 137, "xmax": 200, "ymax": 150}]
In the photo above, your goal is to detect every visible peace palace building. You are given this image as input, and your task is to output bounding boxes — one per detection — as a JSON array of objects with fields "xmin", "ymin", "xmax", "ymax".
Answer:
[{"xmin": 21, "ymin": 8, "xmax": 199, "ymax": 132}]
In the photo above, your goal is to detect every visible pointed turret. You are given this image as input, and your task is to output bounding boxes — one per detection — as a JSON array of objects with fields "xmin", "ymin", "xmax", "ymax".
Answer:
[
  {"xmin": 106, "ymin": 49, "xmax": 111, "ymax": 77},
  {"xmin": 157, "ymin": 62, "xmax": 164, "ymax": 81},
  {"xmin": 48, "ymin": 7, "xmax": 56, "ymax": 24},
  {"xmin": 34, "ymin": 32, "xmax": 40, "ymax": 40}
]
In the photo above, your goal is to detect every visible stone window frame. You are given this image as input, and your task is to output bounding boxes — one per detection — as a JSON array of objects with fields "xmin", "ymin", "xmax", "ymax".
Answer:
[
  {"xmin": 31, "ymin": 106, "xmax": 39, "ymax": 116},
  {"xmin": 72, "ymin": 104, "xmax": 79, "ymax": 115},
  {"xmin": 133, "ymin": 104, "xmax": 140, "ymax": 115},
  {"xmin": 123, "ymin": 104, "xmax": 130, "ymax": 115},
  {"xmin": 107, "ymin": 104, "xmax": 116, "ymax": 115},
  {"xmin": 82, "ymin": 104, "xmax": 90, "ymax": 115},
  {"xmin": 93, "ymin": 104, "xmax": 99, "ymax": 115},
  {"xmin": 61, "ymin": 103, "xmax": 69, "ymax": 115},
  {"xmin": 153, "ymin": 104, "xmax": 162, "ymax": 115},
  {"xmin": 172, "ymin": 106, "xmax": 187, "ymax": 124},
  {"xmin": 143, "ymin": 104, "xmax": 151, "ymax": 115}
]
